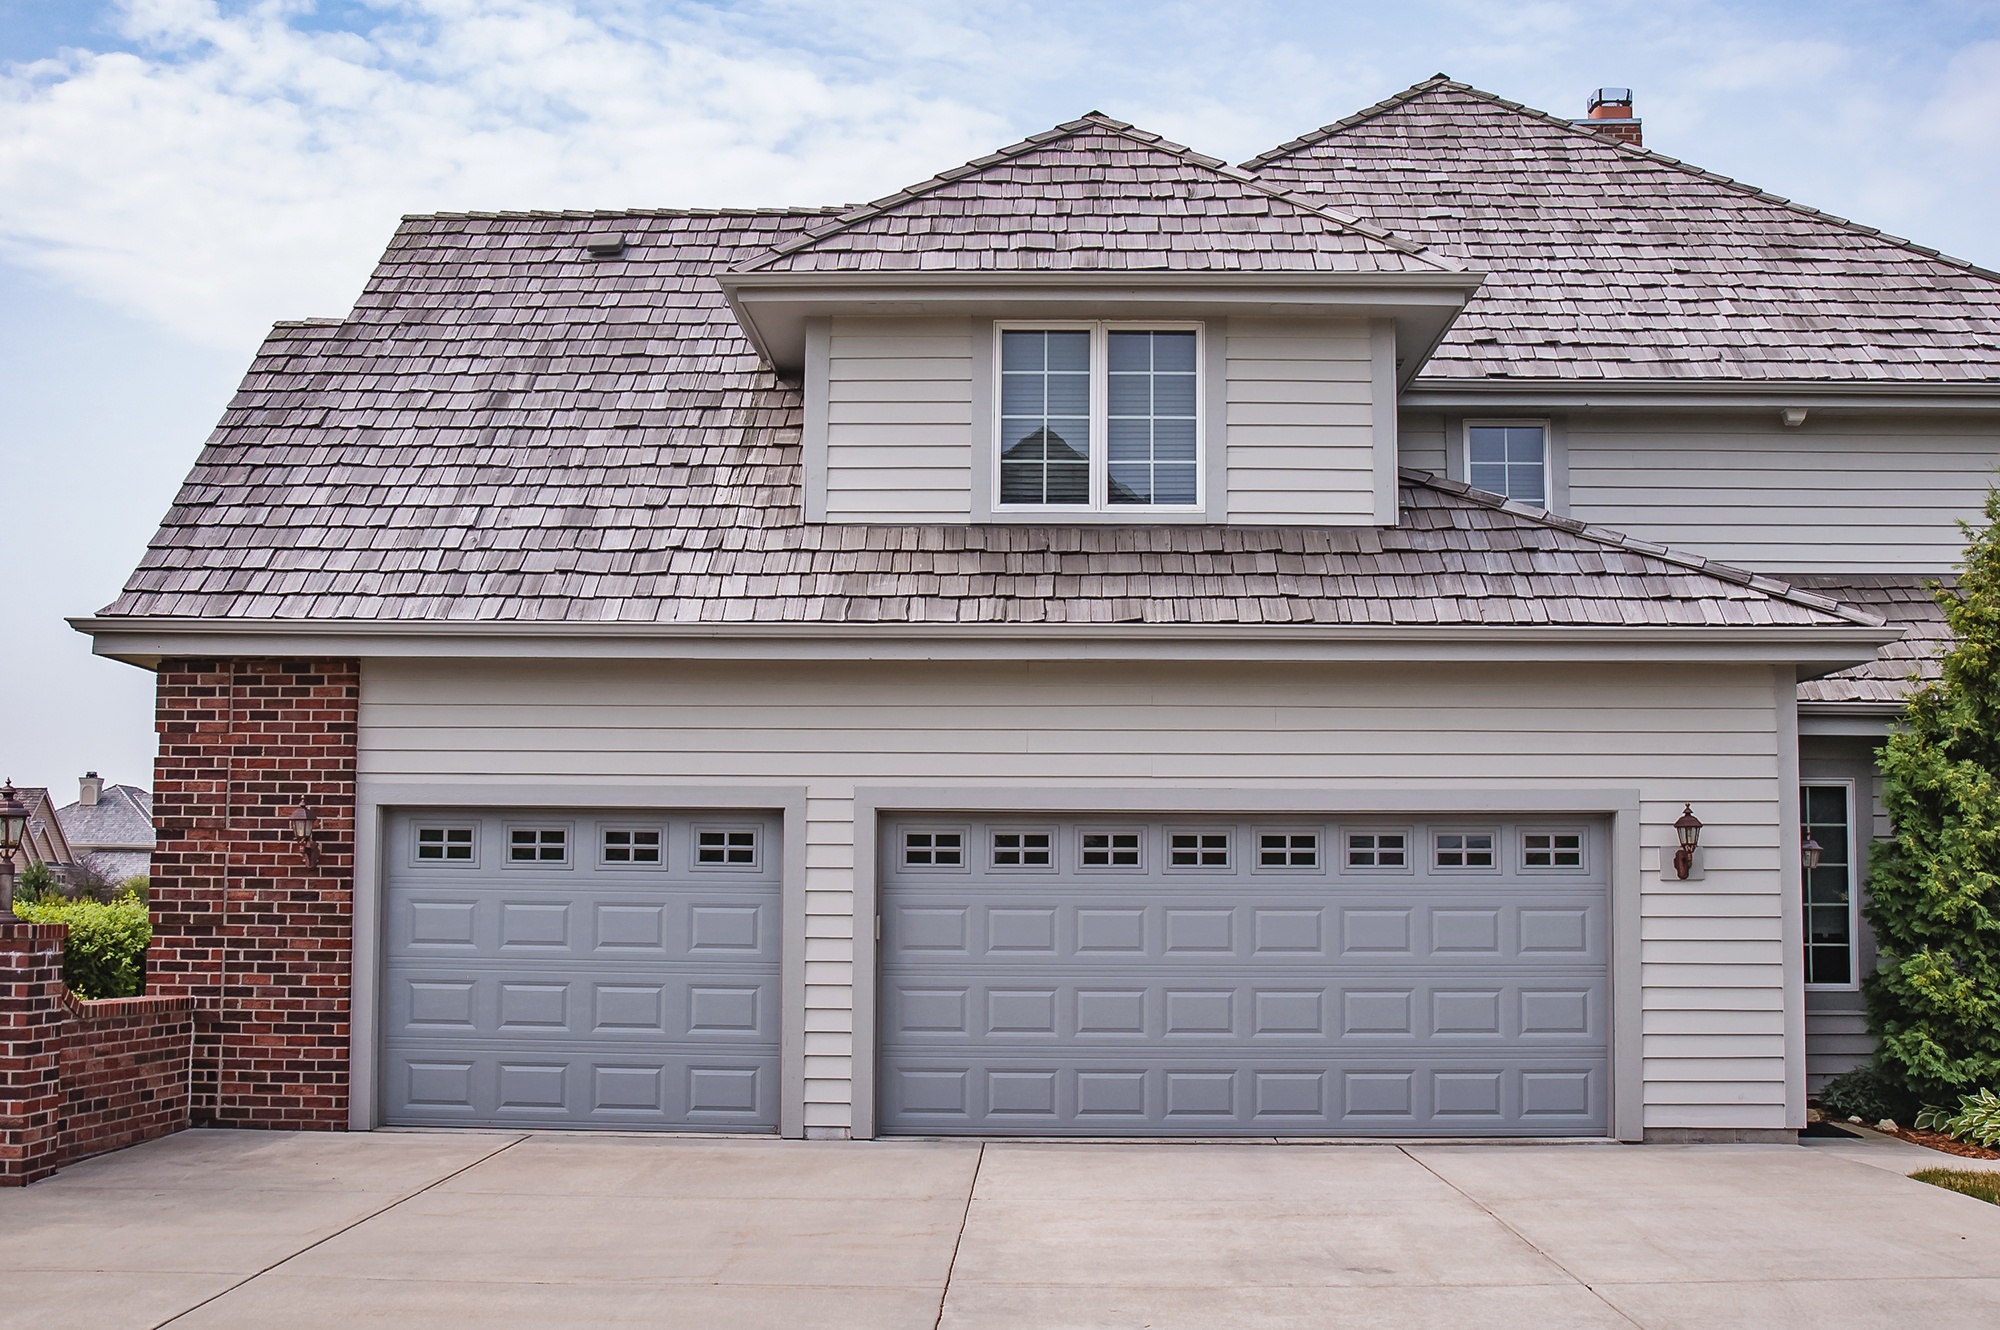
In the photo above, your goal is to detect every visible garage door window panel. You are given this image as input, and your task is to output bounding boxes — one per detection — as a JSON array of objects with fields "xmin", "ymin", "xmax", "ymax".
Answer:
[
  {"xmin": 1344, "ymin": 830, "xmax": 1411, "ymax": 872},
  {"xmin": 990, "ymin": 828, "xmax": 1055, "ymax": 871},
  {"xmin": 1166, "ymin": 831, "xmax": 1232, "ymax": 871},
  {"xmin": 1256, "ymin": 831, "xmax": 1321, "ymax": 870},
  {"xmin": 1520, "ymin": 830, "xmax": 1586, "ymax": 872},
  {"xmin": 414, "ymin": 825, "xmax": 478, "ymax": 866},
  {"xmin": 1078, "ymin": 829, "xmax": 1144, "ymax": 870},
  {"xmin": 694, "ymin": 826, "xmax": 761, "ymax": 870},
  {"xmin": 902, "ymin": 828, "xmax": 968, "ymax": 870},
  {"xmin": 506, "ymin": 825, "xmax": 572, "ymax": 866},
  {"xmin": 599, "ymin": 827, "xmax": 664, "ymax": 867},
  {"xmin": 1433, "ymin": 830, "xmax": 1498, "ymax": 871}
]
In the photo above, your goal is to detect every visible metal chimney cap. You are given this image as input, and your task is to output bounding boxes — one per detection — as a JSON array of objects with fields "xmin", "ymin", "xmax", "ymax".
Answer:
[{"xmin": 1589, "ymin": 87, "xmax": 1634, "ymax": 110}]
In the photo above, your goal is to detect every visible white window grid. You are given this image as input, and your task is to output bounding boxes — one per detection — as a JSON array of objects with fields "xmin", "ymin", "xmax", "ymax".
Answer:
[
  {"xmin": 1077, "ymin": 828, "xmax": 1145, "ymax": 871},
  {"xmin": 901, "ymin": 827, "xmax": 969, "ymax": 872},
  {"xmin": 991, "ymin": 320, "xmax": 1205, "ymax": 514},
  {"xmin": 693, "ymin": 825, "xmax": 763, "ymax": 871},
  {"xmin": 1254, "ymin": 830, "xmax": 1322, "ymax": 871},
  {"xmin": 1342, "ymin": 829, "xmax": 1413, "ymax": 874},
  {"xmin": 1802, "ymin": 780, "xmax": 1861, "ymax": 992},
  {"xmin": 1432, "ymin": 829, "xmax": 1500, "ymax": 872},
  {"xmin": 989, "ymin": 827, "xmax": 1057, "ymax": 871},
  {"xmin": 1462, "ymin": 418, "xmax": 1552, "ymax": 507},
  {"xmin": 1166, "ymin": 830, "xmax": 1232, "ymax": 871},
  {"xmin": 504, "ymin": 823, "xmax": 573, "ymax": 867},
  {"xmin": 1520, "ymin": 829, "xmax": 1587, "ymax": 873},
  {"xmin": 599, "ymin": 825, "xmax": 665, "ymax": 868},
  {"xmin": 412, "ymin": 824, "xmax": 478, "ymax": 867}
]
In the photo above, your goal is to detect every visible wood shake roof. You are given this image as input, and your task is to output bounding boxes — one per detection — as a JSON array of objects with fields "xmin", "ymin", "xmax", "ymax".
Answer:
[
  {"xmin": 1249, "ymin": 77, "xmax": 2000, "ymax": 383},
  {"xmin": 740, "ymin": 113, "xmax": 1454, "ymax": 276}
]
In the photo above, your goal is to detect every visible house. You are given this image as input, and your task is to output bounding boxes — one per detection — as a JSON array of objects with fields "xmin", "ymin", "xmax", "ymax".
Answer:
[
  {"xmin": 54, "ymin": 773, "xmax": 155, "ymax": 887},
  {"xmin": 72, "ymin": 77, "xmax": 1998, "ymax": 1143},
  {"xmin": 4, "ymin": 786, "xmax": 75, "ymax": 883}
]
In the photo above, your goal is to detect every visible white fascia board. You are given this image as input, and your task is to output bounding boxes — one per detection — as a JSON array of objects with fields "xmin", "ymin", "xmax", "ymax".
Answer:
[
  {"xmin": 74, "ymin": 616, "xmax": 1895, "ymax": 672},
  {"xmin": 719, "ymin": 272, "xmax": 1480, "ymax": 377},
  {"xmin": 1403, "ymin": 379, "xmax": 2000, "ymax": 412}
]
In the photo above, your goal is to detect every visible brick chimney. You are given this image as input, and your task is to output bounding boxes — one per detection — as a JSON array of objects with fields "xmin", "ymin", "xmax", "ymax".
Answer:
[
  {"xmin": 1574, "ymin": 88, "xmax": 1642, "ymax": 147},
  {"xmin": 79, "ymin": 772, "xmax": 102, "ymax": 806}
]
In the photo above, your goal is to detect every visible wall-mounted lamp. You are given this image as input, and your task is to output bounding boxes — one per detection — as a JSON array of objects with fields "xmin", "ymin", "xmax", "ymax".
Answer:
[
  {"xmin": 286, "ymin": 805, "xmax": 320, "ymax": 868},
  {"xmin": 1802, "ymin": 831, "xmax": 1823, "ymax": 873},
  {"xmin": 1673, "ymin": 804, "xmax": 1703, "ymax": 881}
]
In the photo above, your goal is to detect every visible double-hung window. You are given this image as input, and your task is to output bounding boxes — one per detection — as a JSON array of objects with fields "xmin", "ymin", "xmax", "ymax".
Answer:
[
  {"xmin": 997, "ymin": 324, "xmax": 1201, "ymax": 510},
  {"xmin": 1465, "ymin": 421, "xmax": 1550, "ymax": 506}
]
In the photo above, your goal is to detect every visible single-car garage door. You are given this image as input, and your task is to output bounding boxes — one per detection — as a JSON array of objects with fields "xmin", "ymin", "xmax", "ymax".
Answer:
[
  {"xmin": 879, "ymin": 817, "xmax": 1608, "ymax": 1136},
  {"xmin": 382, "ymin": 809, "xmax": 780, "ymax": 1130}
]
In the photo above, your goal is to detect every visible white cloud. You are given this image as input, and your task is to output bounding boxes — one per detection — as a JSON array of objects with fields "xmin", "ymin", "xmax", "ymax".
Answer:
[{"xmin": 0, "ymin": 0, "xmax": 1011, "ymax": 348}]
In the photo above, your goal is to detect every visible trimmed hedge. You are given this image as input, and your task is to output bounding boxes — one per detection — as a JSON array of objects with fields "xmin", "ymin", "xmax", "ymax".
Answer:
[{"xmin": 10, "ymin": 893, "xmax": 151, "ymax": 999}]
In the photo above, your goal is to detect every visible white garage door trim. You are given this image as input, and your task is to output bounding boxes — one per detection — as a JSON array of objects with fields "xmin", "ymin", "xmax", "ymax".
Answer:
[
  {"xmin": 853, "ymin": 786, "xmax": 1643, "ymax": 1141},
  {"xmin": 351, "ymin": 783, "xmax": 809, "ymax": 1134}
]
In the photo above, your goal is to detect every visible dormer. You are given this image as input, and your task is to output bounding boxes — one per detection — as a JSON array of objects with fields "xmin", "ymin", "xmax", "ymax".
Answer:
[{"xmin": 719, "ymin": 114, "xmax": 1483, "ymax": 526}]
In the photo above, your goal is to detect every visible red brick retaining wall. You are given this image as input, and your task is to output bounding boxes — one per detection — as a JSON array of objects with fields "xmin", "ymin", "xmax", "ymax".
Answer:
[
  {"xmin": 153, "ymin": 658, "xmax": 359, "ymax": 1129},
  {"xmin": 59, "ymin": 994, "xmax": 195, "ymax": 1166},
  {"xmin": 1, "ymin": 923, "xmax": 196, "ymax": 1185}
]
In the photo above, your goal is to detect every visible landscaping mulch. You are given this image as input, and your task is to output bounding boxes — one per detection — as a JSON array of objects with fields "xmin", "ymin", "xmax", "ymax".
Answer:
[{"xmin": 1880, "ymin": 1125, "xmax": 2000, "ymax": 1160}]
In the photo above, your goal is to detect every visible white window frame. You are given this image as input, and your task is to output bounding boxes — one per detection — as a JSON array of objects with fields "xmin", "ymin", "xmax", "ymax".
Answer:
[
  {"xmin": 410, "ymin": 823, "xmax": 479, "ymax": 868},
  {"xmin": 597, "ymin": 823, "xmax": 666, "ymax": 869},
  {"xmin": 1461, "ymin": 418, "xmax": 1552, "ymax": 507},
  {"xmin": 1802, "ymin": 779, "xmax": 1861, "ymax": 993},
  {"xmin": 1519, "ymin": 828, "xmax": 1589, "ymax": 874},
  {"xmin": 991, "ymin": 320, "xmax": 1206, "ymax": 514},
  {"xmin": 502, "ymin": 821, "xmax": 574, "ymax": 868}
]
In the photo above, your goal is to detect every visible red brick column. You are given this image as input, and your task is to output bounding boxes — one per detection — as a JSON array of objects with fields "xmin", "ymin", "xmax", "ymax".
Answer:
[
  {"xmin": 153, "ymin": 659, "xmax": 358, "ymax": 1129},
  {"xmin": 0, "ymin": 923, "xmax": 69, "ymax": 1185}
]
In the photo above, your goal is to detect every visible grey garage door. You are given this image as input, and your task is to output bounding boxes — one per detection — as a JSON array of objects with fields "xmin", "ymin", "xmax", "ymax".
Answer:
[
  {"xmin": 382, "ymin": 809, "xmax": 780, "ymax": 1130},
  {"xmin": 879, "ymin": 817, "xmax": 1608, "ymax": 1136}
]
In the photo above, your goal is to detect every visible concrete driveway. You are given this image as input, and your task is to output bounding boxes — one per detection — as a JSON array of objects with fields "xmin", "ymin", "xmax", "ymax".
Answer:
[{"xmin": 4, "ymin": 1129, "xmax": 1998, "ymax": 1329}]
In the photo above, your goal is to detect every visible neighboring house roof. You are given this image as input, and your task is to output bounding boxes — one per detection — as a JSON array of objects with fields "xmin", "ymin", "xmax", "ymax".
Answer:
[
  {"xmin": 76, "ymin": 850, "xmax": 151, "ymax": 885},
  {"xmin": 1247, "ymin": 76, "xmax": 2000, "ymax": 384},
  {"xmin": 8, "ymin": 788, "xmax": 73, "ymax": 871},
  {"xmin": 738, "ymin": 113, "xmax": 1454, "ymax": 276},
  {"xmin": 56, "ymin": 784, "xmax": 155, "ymax": 853},
  {"xmin": 91, "ymin": 207, "xmax": 1877, "ymax": 635},
  {"xmin": 1790, "ymin": 575, "xmax": 1950, "ymax": 704}
]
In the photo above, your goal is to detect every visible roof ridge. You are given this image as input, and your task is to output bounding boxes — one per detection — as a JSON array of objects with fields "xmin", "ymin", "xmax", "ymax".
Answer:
[
  {"xmin": 1246, "ymin": 76, "xmax": 2000, "ymax": 285},
  {"xmin": 401, "ymin": 206, "xmax": 850, "ymax": 222},
  {"xmin": 1399, "ymin": 467, "xmax": 1887, "ymax": 627},
  {"xmin": 732, "ymin": 111, "xmax": 1456, "ymax": 273}
]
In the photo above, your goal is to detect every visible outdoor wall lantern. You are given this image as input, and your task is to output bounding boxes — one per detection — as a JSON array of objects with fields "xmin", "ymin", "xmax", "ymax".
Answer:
[
  {"xmin": 286, "ymin": 805, "xmax": 321, "ymax": 868},
  {"xmin": 1672, "ymin": 804, "xmax": 1703, "ymax": 881},
  {"xmin": 0, "ymin": 779, "xmax": 28, "ymax": 920},
  {"xmin": 1802, "ymin": 831, "xmax": 1824, "ymax": 874}
]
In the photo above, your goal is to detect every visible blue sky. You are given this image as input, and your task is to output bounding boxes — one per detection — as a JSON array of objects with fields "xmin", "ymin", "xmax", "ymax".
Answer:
[{"xmin": 3, "ymin": 0, "xmax": 1999, "ymax": 795}]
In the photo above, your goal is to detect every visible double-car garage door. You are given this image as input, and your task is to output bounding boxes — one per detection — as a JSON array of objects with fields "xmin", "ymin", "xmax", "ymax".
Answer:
[
  {"xmin": 381, "ymin": 810, "xmax": 780, "ymax": 1131},
  {"xmin": 378, "ymin": 806, "xmax": 1607, "ymax": 1137},
  {"xmin": 879, "ymin": 816, "xmax": 1609, "ymax": 1136}
]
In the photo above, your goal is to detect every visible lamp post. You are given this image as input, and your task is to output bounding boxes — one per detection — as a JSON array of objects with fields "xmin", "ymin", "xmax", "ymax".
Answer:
[
  {"xmin": 1672, "ymin": 803, "xmax": 1703, "ymax": 881},
  {"xmin": 0, "ymin": 780, "xmax": 31, "ymax": 922}
]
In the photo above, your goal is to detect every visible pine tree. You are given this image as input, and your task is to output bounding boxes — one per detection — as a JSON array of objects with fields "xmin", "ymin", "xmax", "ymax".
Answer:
[{"xmin": 1865, "ymin": 487, "xmax": 2000, "ymax": 1102}]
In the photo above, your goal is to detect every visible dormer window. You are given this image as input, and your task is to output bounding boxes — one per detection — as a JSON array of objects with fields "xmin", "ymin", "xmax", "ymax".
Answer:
[
  {"xmin": 1465, "ymin": 421, "xmax": 1550, "ymax": 506},
  {"xmin": 997, "ymin": 323, "xmax": 1202, "ymax": 511}
]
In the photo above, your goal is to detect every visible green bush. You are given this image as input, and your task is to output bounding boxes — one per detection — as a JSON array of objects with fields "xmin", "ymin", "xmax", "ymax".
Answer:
[
  {"xmin": 1863, "ymin": 487, "xmax": 2000, "ymax": 1103},
  {"xmin": 9, "ymin": 891, "xmax": 150, "ymax": 999},
  {"xmin": 1915, "ymin": 1088, "xmax": 2000, "ymax": 1148},
  {"xmin": 1820, "ymin": 1066, "xmax": 1921, "ymax": 1123}
]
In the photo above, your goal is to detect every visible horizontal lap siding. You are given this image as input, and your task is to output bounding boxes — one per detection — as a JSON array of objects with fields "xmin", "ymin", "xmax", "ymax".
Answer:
[
  {"xmin": 1226, "ymin": 318, "xmax": 1377, "ymax": 523},
  {"xmin": 1567, "ymin": 414, "xmax": 2000, "ymax": 571},
  {"xmin": 360, "ymin": 658, "xmax": 1790, "ymax": 1133},
  {"xmin": 823, "ymin": 317, "xmax": 974, "ymax": 523}
]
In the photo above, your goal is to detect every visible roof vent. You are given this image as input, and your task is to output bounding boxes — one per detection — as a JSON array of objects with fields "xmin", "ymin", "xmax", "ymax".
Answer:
[
  {"xmin": 584, "ymin": 234, "xmax": 628, "ymax": 258},
  {"xmin": 1575, "ymin": 88, "xmax": 1642, "ymax": 147}
]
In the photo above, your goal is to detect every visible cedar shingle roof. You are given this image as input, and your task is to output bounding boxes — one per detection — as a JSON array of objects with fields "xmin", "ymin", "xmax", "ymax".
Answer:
[
  {"xmin": 1790, "ymin": 575, "xmax": 1950, "ymax": 703},
  {"xmin": 1248, "ymin": 77, "xmax": 2000, "ymax": 383},
  {"xmin": 96, "ymin": 208, "xmax": 1872, "ymax": 632},
  {"xmin": 739, "ymin": 112, "xmax": 1455, "ymax": 275}
]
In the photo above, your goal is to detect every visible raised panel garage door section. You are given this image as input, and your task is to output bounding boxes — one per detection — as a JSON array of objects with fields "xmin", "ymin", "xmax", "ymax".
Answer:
[
  {"xmin": 382, "ymin": 810, "xmax": 780, "ymax": 1131},
  {"xmin": 879, "ymin": 817, "xmax": 1608, "ymax": 1136}
]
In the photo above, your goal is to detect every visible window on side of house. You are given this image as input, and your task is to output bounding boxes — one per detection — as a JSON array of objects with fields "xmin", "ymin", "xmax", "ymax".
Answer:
[
  {"xmin": 998, "ymin": 324, "xmax": 1200, "ymax": 512},
  {"xmin": 1803, "ymin": 783, "xmax": 1855, "ymax": 988},
  {"xmin": 1465, "ymin": 421, "xmax": 1549, "ymax": 506}
]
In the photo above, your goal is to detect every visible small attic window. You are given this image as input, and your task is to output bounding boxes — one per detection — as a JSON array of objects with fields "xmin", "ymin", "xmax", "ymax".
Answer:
[{"xmin": 584, "ymin": 234, "xmax": 628, "ymax": 258}]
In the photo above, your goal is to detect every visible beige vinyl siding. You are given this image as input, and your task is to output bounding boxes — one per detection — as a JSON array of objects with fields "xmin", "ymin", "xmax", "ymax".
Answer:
[
  {"xmin": 1224, "ymin": 317, "xmax": 1378, "ymax": 523},
  {"xmin": 361, "ymin": 657, "xmax": 1794, "ymax": 1135},
  {"xmin": 1566, "ymin": 413, "xmax": 2000, "ymax": 572},
  {"xmin": 1398, "ymin": 409, "xmax": 1449, "ymax": 474},
  {"xmin": 823, "ymin": 316, "xmax": 973, "ymax": 522}
]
